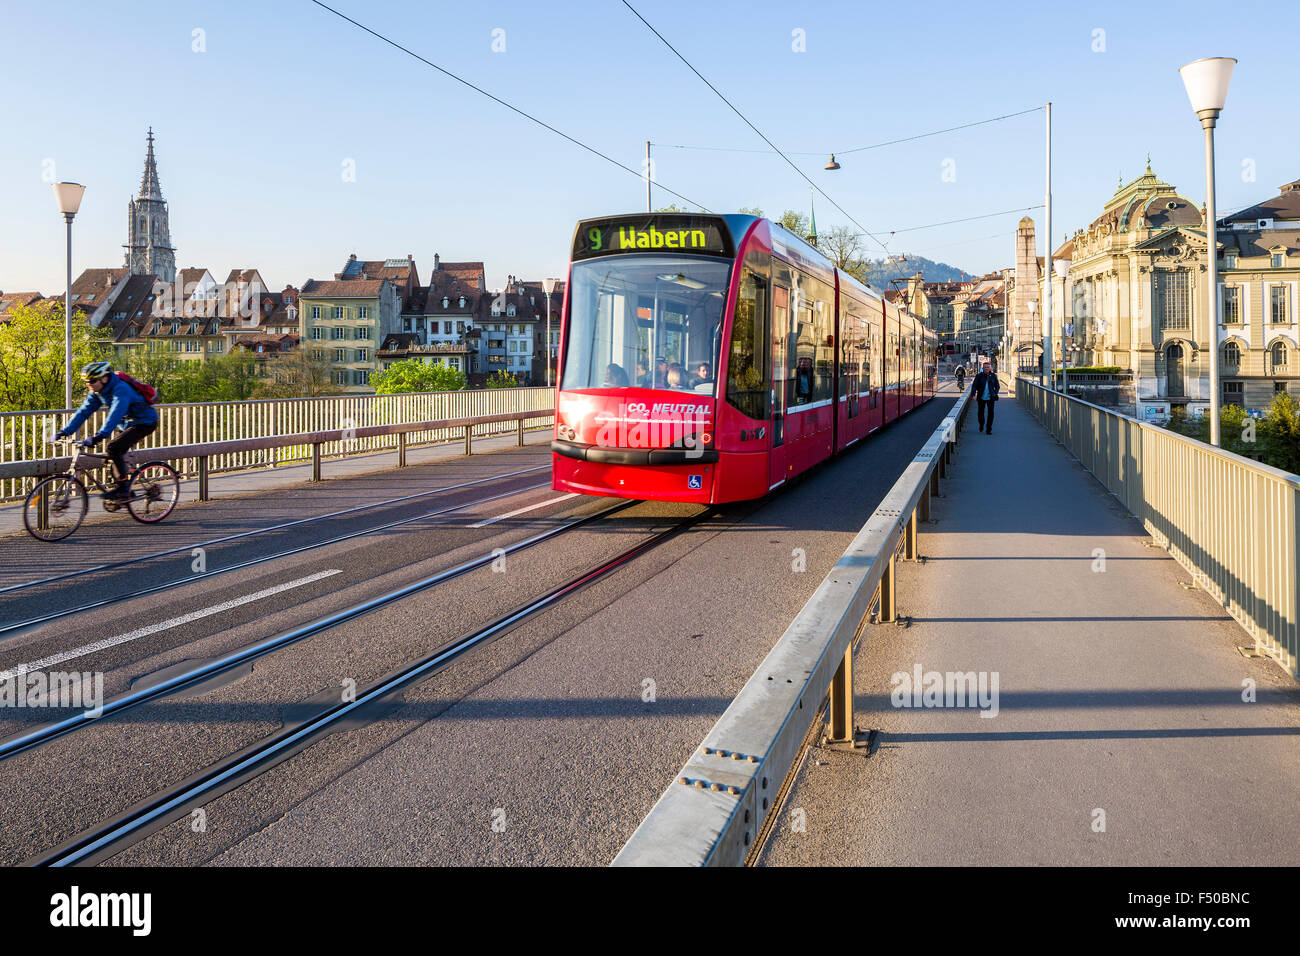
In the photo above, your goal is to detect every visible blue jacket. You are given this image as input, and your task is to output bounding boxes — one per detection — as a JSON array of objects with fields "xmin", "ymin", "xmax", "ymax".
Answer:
[{"xmin": 59, "ymin": 374, "xmax": 159, "ymax": 441}]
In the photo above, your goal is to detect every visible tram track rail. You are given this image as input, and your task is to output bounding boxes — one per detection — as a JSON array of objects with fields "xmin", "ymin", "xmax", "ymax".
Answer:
[
  {"xmin": 0, "ymin": 463, "xmax": 551, "ymax": 598},
  {"xmin": 0, "ymin": 476, "xmax": 555, "ymax": 638},
  {"xmin": 0, "ymin": 498, "xmax": 634, "ymax": 763},
  {"xmin": 26, "ymin": 506, "xmax": 713, "ymax": 866}
]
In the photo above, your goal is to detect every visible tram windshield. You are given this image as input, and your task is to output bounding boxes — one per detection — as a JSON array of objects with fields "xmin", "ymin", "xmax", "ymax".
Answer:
[{"xmin": 562, "ymin": 255, "xmax": 731, "ymax": 394}]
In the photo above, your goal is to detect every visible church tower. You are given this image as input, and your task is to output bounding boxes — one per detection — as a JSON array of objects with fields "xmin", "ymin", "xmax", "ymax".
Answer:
[{"xmin": 123, "ymin": 128, "xmax": 176, "ymax": 282}]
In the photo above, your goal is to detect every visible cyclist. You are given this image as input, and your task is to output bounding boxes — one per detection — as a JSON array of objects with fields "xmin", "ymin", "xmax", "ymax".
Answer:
[
  {"xmin": 55, "ymin": 361, "xmax": 160, "ymax": 501},
  {"xmin": 955, "ymin": 365, "xmax": 966, "ymax": 389}
]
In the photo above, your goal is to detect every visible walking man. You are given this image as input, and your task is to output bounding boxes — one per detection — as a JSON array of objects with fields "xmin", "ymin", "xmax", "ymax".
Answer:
[{"xmin": 971, "ymin": 360, "xmax": 999, "ymax": 434}]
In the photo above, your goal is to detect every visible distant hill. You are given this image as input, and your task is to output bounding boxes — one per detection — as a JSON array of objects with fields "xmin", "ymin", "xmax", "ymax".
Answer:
[{"xmin": 853, "ymin": 255, "xmax": 974, "ymax": 290}]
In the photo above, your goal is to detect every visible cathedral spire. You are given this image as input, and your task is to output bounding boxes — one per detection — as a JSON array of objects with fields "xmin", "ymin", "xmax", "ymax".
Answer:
[
  {"xmin": 124, "ymin": 127, "xmax": 176, "ymax": 283},
  {"xmin": 138, "ymin": 127, "xmax": 164, "ymax": 201}
]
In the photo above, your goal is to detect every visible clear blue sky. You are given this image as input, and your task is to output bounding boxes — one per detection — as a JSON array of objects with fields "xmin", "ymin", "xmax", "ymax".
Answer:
[{"xmin": 2, "ymin": 0, "xmax": 1293, "ymax": 295}]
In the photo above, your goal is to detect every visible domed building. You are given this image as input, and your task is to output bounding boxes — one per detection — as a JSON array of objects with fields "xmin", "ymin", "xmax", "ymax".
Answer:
[{"xmin": 1045, "ymin": 162, "xmax": 1299, "ymax": 419}]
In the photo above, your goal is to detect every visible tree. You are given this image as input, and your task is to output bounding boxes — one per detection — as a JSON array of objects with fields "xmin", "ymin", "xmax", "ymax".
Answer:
[
  {"xmin": 371, "ymin": 359, "xmax": 466, "ymax": 394},
  {"xmin": 654, "ymin": 203, "xmax": 689, "ymax": 213},
  {"xmin": 819, "ymin": 225, "xmax": 863, "ymax": 271},
  {"xmin": 777, "ymin": 210, "xmax": 809, "ymax": 238},
  {"xmin": 255, "ymin": 348, "xmax": 343, "ymax": 398},
  {"xmin": 0, "ymin": 300, "xmax": 111, "ymax": 411},
  {"xmin": 485, "ymin": 370, "xmax": 519, "ymax": 388},
  {"xmin": 737, "ymin": 206, "xmax": 764, "ymax": 217},
  {"xmin": 120, "ymin": 348, "xmax": 263, "ymax": 403},
  {"xmin": 1260, "ymin": 391, "xmax": 1300, "ymax": 475}
]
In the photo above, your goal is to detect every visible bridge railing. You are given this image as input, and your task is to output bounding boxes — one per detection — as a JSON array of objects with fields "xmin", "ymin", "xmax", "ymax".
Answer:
[
  {"xmin": 0, "ymin": 388, "xmax": 554, "ymax": 501},
  {"xmin": 1017, "ymin": 378, "xmax": 1299, "ymax": 678},
  {"xmin": 614, "ymin": 391, "xmax": 972, "ymax": 866}
]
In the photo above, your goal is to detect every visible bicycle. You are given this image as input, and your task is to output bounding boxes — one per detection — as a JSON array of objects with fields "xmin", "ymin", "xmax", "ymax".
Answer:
[{"xmin": 23, "ymin": 439, "xmax": 180, "ymax": 542}]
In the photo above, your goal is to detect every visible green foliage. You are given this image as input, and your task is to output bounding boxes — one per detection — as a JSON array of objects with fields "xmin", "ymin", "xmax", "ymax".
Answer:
[
  {"xmin": 484, "ymin": 370, "xmax": 520, "ymax": 389},
  {"xmin": 0, "ymin": 300, "xmax": 112, "ymax": 411},
  {"xmin": 737, "ymin": 206, "xmax": 764, "ymax": 217},
  {"xmin": 121, "ymin": 349, "xmax": 262, "ymax": 403},
  {"xmin": 776, "ymin": 210, "xmax": 809, "ymax": 237},
  {"xmin": 371, "ymin": 359, "xmax": 466, "ymax": 394},
  {"xmin": 1054, "ymin": 365, "xmax": 1123, "ymax": 374},
  {"xmin": 1165, "ymin": 396, "xmax": 1300, "ymax": 475},
  {"xmin": 654, "ymin": 204, "xmax": 689, "ymax": 213}
]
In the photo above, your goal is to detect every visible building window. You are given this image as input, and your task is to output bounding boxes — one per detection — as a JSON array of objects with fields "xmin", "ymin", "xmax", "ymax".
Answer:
[
  {"xmin": 1223, "ymin": 286, "xmax": 1241, "ymax": 324},
  {"xmin": 507, "ymin": 305, "xmax": 516, "ymax": 318},
  {"xmin": 457, "ymin": 321, "xmax": 465, "ymax": 333},
  {"xmin": 1223, "ymin": 380, "xmax": 1244, "ymax": 406},
  {"xmin": 354, "ymin": 326, "xmax": 366, "ymax": 340},
  {"xmin": 358, "ymin": 306, "xmax": 369, "ymax": 319},
  {"xmin": 335, "ymin": 348, "xmax": 346, "ymax": 362},
  {"xmin": 311, "ymin": 306, "xmax": 321, "ymax": 320},
  {"xmin": 403, "ymin": 318, "xmax": 411, "ymax": 331},
  {"xmin": 333, "ymin": 306, "xmax": 345, "ymax": 319},
  {"xmin": 332, "ymin": 327, "xmax": 346, "ymax": 340},
  {"xmin": 1272, "ymin": 253, "xmax": 1285, "ymax": 268},
  {"xmin": 354, "ymin": 369, "xmax": 368, "ymax": 386},
  {"xmin": 1271, "ymin": 341, "xmax": 1288, "ymax": 367},
  {"xmin": 357, "ymin": 348, "xmax": 369, "ymax": 362},
  {"xmin": 1222, "ymin": 342, "xmax": 1240, "ymax": 366},
  {"xmin": 444, "ymin": 321, "xmax": 452, "ymax": 334},
  {"xmin": 1155, "ymin": 271, "xmax": 1190, "ymax": 330},
  {"xmin": 310, "ymin": 327, "xmax": 322, "ymax": 340},
  {"xmin": 1276, "ymin": 381, "xmax": 1288, "ymax": 394},
  {"xmin": 449, "ymin": 357, "xmax": 459, "ymax": 370},
  {"xmin": 335, "ymin": 370, "xmax": 348, "ymax": 386},
  {"xmin": 458, "ymin": 295, "xmax": 466, "ymax": 308},
  {"xmin": 1271, "ymin": 286, "xmax": 1288, "ymax": 324}
]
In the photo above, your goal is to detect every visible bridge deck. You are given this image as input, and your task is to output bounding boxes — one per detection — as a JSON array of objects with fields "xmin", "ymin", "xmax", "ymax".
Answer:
[{"xmin": 759, "ymin": 382, "xmax": 1300, "ymax": 866}]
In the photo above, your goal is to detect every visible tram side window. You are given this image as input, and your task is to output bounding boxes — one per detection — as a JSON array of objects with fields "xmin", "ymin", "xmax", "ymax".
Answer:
[
  {"xmin": 787, "ymin": 270, "xmax": 834, "ymax": 407},
  {"xmin": 727, "ymin": 270, "xmax": 770, "ymax": 420}
]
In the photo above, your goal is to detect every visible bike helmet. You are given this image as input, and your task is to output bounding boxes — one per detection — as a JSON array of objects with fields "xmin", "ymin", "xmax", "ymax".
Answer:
[{"xmin": 81, "ymin": 361, "xmax": 113, "ymax": 381}]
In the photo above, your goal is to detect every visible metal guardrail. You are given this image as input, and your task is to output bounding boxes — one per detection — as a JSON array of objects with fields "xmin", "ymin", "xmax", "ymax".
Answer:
[
  {"xmin": 1018, "ymin": 379, "xmax": 1299, "ymax": 678},
  {"xmin": 613, "ymin": 391, "xmax": 972, "ymax": 866},
  {"xmin": 0, "ymin": 388, "xmax": 554, "ymax": 501}
]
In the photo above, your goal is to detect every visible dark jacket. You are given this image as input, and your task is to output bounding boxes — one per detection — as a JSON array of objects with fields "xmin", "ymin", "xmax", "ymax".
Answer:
[
  {"xmin": 971, "ymin": 370, "xmax": 1000, "ymax": 403},
  {"xmin": 59, "ymin": 374, "xmax": 159, "ymax": 441}
]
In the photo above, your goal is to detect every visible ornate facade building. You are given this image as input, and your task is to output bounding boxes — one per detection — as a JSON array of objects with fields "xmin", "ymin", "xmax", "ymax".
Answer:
[
  {"xmin": 1047, "ymin": 163, "xmax": 1300, "ymax": 417},
  {"xmin": 123, "ymin": 129, "xmax": 176, "ymax": 283}
]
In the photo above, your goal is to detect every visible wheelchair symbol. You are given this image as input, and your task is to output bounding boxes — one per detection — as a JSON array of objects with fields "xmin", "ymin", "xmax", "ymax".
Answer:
[{"xmin": 687, "ymin": 474, "xmax": 702, "ymax": 490}]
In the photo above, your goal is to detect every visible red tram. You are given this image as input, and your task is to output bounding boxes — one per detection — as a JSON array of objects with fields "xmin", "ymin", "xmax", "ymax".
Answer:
[{"xmin": 551, "ymin": 212, "xmax": 937, "ymax": 503}]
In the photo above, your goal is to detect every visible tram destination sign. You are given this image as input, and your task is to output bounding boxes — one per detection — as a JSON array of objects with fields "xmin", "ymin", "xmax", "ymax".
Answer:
[{"xmin": 572, "ymin": 215, "xmax": 733, "ymax": 261}]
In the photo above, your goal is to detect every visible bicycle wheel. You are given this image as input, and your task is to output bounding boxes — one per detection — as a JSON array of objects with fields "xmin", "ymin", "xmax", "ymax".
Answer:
[
  {"xmin": 23, "ymin": 475, "xmax": 88, "ymax": 541},
  {"xmin": 126, "ymin": 461, "xmax": 180, "ymax": 524}
]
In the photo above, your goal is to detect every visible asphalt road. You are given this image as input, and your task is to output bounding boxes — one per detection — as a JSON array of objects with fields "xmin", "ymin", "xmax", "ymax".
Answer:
[{"xmin": 0, "ymin": 394, "xmax": 954, "ymax": 865}]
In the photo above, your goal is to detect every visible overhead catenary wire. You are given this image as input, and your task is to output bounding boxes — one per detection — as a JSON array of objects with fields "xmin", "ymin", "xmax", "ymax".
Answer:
[
  {"xmin": 620, "ymin": 0, "xmax": 891, "ymax": 253},
  {"xmin": 862, "ymin": 204, "xmax": 1046, "ymax": 239},
  {"xmin": 307, "ymin": 0, "xmax": 709, "ymax": 212},
  {"xmin": 655, "ymin": 106, "xmax": 1046, "ymax": 156}
]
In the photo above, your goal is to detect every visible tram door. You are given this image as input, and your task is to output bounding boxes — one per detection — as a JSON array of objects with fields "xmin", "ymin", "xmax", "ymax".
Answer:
[{"xmin": 769, "ymin": 283, "xmax": 789, "ymax": 488}]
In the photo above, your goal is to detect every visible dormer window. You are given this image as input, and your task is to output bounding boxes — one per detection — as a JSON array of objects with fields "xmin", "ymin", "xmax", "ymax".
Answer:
[
  {"xmin": 443, "ymin": 296, "xmax": 450, "ymax": 308},
  {"xmin": 170, "ymin": 322, "xmax": 179, "ymax": 334},
  {"xmin": 1225, "ymin": 252, "xmax": 1238, "ymax": 269},
  {"xmin": 507, "ymin": 305, "xmax": 516, "ymax": 317},
  {"xmin": 1272, "ymin": 253, "xmax": 1285, "ymax": 268},
  {"xmin": 458, "ymin": 295, "xmax": 466, "ymax": 308}
]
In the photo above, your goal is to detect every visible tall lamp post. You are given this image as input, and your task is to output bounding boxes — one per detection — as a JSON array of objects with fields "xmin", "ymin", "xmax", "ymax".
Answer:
[
  {"xmin": 1056, "ymin": 257, "xmax": 1071, "ymax": 397},
  {"xmin": 541, "ymin": 277, "xmax": 558, "ymax": 388},
  {"xmin": 52, "ymin": 182, "xmax": 86, "ymax": 410},
  {"xmin": 1027, "ymin": 300, "xmax": 1039, "ymax": 385},
  {"xmin": 1013, "ymin": 319, "xmax": 1022, "ymax": 376},
  {"xmin": 1179, "ymin": 56, "xmax": 1235, "ymax": 447}
]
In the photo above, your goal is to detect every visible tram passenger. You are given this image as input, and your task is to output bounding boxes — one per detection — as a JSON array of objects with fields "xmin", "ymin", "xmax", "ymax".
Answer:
[
  {"xmin": 602, "ymin": 363, "xmax": 630, "ymax": 387},
  {"xmin": 635, "ymin": 360, "xmax": 650, "ymax": 387},
  {"xmin": 695, "ymin": 363, "xmax": 712, "ymax": 385},
  {"xmin": 665, "ymin": 364, "xmax": 684, "ymax": 388},
  {"xmin": 653, "ymin": 357, "xmax": 669, "ymax": 387}
]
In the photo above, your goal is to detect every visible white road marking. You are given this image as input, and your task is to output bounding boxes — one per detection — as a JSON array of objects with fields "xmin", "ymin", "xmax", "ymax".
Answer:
[
  {"xmin": 468, "ymin": 494, "xmax": 578, "ymax": 529},
  {"xmin": 0, "ymin": 569, "xmax": 343, "ymax": 680}
]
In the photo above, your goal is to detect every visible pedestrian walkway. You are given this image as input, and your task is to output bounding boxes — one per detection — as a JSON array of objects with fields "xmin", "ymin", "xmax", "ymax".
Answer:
[
  {"xmin": 0, "ymin": 428, "xmax": 552, "ymax": 537},
  {"xmin": 760, "ymin": 384, "xmax": 1300, "ymax": 866}
]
